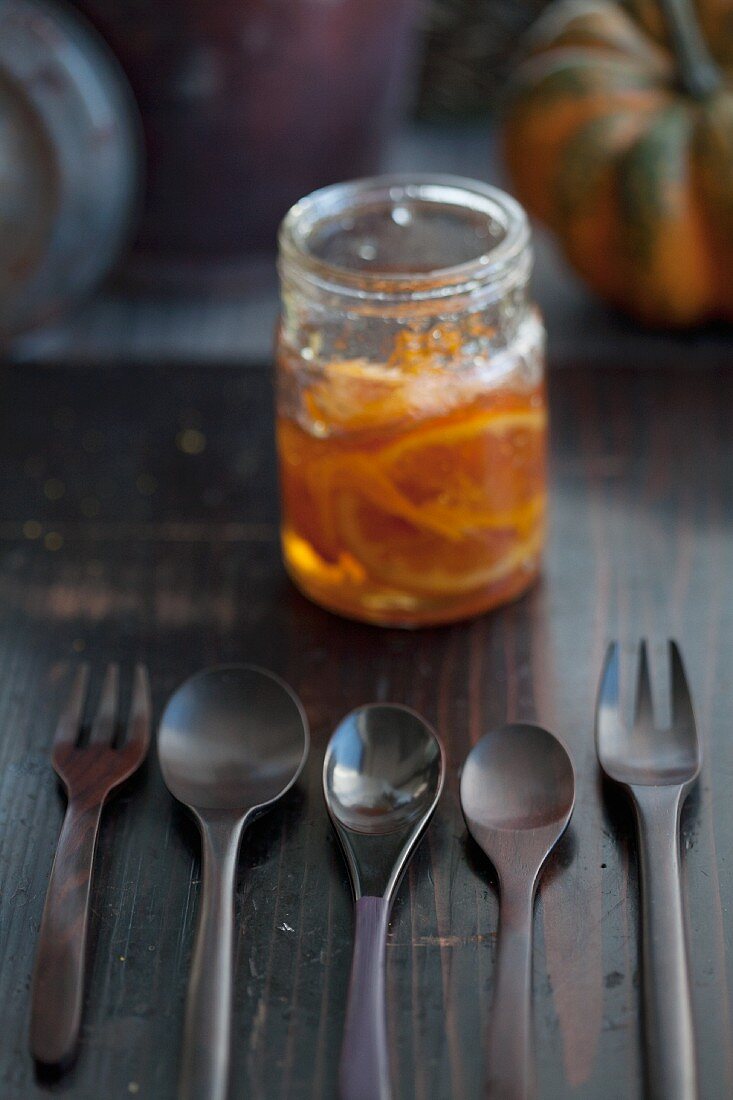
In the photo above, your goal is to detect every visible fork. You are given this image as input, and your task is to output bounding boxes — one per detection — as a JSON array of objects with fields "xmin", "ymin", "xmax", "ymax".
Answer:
[
  {"xmin": 30, "ymin": 663, "xmax": 151, "ymax": 1066},
  {"xmin": 596, "ymin": 641, "xmax": 700, "ymax": 1100}
]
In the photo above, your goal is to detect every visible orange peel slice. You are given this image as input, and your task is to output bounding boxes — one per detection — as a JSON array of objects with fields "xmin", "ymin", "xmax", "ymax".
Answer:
[
  {"xmin": 377, "ymin": 407, "xmax": 547, "ymax": 466},
  {"xmin": 336, "ymin": 491, "xmax": 545, "ymax": 596},
  {"xmin": 306, "ymin": 405, "xmax": 547, "ymax": 540}
]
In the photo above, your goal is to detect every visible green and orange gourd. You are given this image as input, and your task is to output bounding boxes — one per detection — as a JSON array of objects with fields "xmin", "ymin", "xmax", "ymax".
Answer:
[{"xmin": 502, "ymin": 0, "xmax": 733, "ymax": 325}]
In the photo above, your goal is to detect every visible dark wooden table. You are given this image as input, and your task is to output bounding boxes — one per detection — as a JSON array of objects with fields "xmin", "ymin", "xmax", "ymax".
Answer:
[{"xmin": 0, "ymin": 360, "xmax": 731, "ymax": 1099}]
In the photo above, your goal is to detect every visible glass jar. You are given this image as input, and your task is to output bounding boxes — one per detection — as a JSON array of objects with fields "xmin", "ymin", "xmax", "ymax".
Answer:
[{"xmin": 275, "ymin": 175, "xmax": 547, "ymax": 627}]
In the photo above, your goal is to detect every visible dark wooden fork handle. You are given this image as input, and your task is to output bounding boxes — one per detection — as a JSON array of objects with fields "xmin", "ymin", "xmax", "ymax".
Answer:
[{"xmin": 30, "ymin": 798, "xmax": 103, "ymax": 1066}]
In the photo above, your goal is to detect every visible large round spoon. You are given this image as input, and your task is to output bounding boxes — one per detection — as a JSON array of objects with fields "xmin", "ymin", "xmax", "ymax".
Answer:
[
  {"xmin": 323, "ymin": 704, "xmax": 444, "ymax": 1100},
  {"xmin": 158, "ymin": 665, "xmax": 309, "ymax": 1100},
  {"xmin": 460, "ymin": 723, "xmax": 575, "ymax": 1100}
]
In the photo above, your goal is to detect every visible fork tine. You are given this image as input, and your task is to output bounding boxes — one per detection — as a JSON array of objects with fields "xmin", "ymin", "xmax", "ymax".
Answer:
[
  {"xmin": 53, "ymin": 664, "xmax": 90, "ymax": 746},
  {"xmin": 670, "ymin": 641, "xmax": 696, "ymax": 733},
  {"xmin": 596, "ymin": 641, "xmax": 621, "ymax": 741},
  {"xmin": 125, "ymin": 664, "xmax": 151, "ymax": 753},
  {"xmin": 633, "ymin": 640, "xmax": 655, "ymax": 727},
  {"xmin": 89, "ymin": 663, "xmax": 119, "ymax": 744}
]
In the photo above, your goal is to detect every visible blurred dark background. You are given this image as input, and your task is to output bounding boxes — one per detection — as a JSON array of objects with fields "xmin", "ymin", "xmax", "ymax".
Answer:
[
  {"xmin": 2, "ymin": 0, "xmax": 730, "ymax": 367},
  {"xmin": 418, "ymin": 0, "xmax": 549, "ymax": 117}
]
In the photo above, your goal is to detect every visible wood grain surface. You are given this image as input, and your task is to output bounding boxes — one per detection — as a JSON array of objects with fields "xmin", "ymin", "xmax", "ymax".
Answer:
[{"xmin": 0, "ymin": 360, "xmax": 731, "ymax": 1098}]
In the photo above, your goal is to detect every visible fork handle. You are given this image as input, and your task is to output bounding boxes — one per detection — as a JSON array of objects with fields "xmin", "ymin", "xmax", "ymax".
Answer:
[
  {"xmin": 30, "ymin": 797, "xmax": 104, "ymax": 1065},
  {"xmin": 633, "ymin": 784, "xmax": 698, "ymax": 1100}
]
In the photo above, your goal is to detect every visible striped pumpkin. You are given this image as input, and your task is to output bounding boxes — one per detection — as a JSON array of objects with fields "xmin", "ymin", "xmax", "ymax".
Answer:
[{"xmin": 502, "ymin": 0, "xmax": 733, "ymax": 325}]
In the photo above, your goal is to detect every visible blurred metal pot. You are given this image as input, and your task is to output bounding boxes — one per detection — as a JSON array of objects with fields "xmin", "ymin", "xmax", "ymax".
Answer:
[
  {"xmin": 0, "ymin": 0, "xmax": 141, "ymax": 337},
  {"xmin": 72, "ymin": 0, "xmax": 419, "ymax": 284}
]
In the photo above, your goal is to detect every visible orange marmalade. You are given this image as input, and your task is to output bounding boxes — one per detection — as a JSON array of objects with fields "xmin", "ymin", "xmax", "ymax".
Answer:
[{"xmin": 275, "ymin": 176, "xmax": 547, "ymax": 626}]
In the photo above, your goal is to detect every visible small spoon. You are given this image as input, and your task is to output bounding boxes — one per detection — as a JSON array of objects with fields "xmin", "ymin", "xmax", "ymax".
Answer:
[
  {"xmin": 158, "ymin": 665, "xmax": 309, "ymax": 1100},
  {"xmin": 460, "ymin": 723, "xmax": 575, "ymax": 1100},
  {"xmin": 324, "ymin": 704, "xmax": 444, "ymax": 1100}
]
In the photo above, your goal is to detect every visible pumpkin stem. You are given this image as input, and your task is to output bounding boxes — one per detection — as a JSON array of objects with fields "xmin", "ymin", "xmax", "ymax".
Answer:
[{"xmin": 657, "ymin": 0, "xmax": 722, "ymax": 98}]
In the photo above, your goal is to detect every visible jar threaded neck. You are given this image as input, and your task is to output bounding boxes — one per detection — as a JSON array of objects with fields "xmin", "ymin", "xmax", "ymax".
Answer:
[{"xmin": 278, "ymin": 175, "xmax": 532, "ymax": 315}]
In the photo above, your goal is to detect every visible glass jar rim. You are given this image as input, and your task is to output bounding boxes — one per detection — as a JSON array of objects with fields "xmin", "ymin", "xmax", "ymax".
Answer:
[{"xmin": 278, "ymin": 174, "xmax": 531, "ymax": 304}]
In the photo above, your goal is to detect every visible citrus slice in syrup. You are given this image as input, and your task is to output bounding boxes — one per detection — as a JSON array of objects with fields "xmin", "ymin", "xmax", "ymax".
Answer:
[
  {"xmin": 375, "ymin": 406, "xmax": 547, "ymax": 534},
  {"xmin": 310, "ymin": 405, "xmax": 546, "ymax": 541},
  {"xmin": 336, "ymin": 491, "xmax": 545, "ymax": 596}
]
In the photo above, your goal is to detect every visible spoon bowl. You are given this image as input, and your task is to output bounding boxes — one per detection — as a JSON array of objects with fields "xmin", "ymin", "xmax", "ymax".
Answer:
[
  {"xmin": 324, "ymin": 703, "xmax": 443, "ymax": 837},
  {"xmin": 158, "ymin": 664, "xmax": 308, "ymax": 1100},
  {"xmin": 461, "ymin": 722, "xmax": 575, "ymax": 844},
  {"xmin": 159, "ymin": 664, "xmax": 308, "ymax": 814}
]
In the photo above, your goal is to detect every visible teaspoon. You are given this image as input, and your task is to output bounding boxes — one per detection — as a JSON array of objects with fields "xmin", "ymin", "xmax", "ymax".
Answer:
[
  {"xmin": 323, "ymin": 704, "xmax": 444, "ymax": 1100},
  {"xmin": 158, "ymin": 665, "xmax": 309, "ymax": 1100},
  {"xmin": 460, "ymin": 723, "xmax": 575, "ymax": 1100}
]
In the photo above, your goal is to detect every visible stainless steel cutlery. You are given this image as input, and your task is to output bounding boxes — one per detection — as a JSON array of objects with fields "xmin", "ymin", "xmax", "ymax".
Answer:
[
  {"xmin": 596, "ymin": 640, "xmax": 700, "ymax": 1100},
  {"xmin": 158, "ymin": 665, "xmax": 309, "ymax": 1100},
  {"xmin": 29, "ymin": 643, "xmax": 704, "ymax": 1100},
  {"xmin": 461, "ymin": 724, "xmax": 575, "ymax": 1100}
]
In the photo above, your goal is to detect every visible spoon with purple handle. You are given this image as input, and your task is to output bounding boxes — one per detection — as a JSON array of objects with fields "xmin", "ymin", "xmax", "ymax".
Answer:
[{"xmin": 323, "ymin": 704, "xmax": 445, "ymax": 1100}]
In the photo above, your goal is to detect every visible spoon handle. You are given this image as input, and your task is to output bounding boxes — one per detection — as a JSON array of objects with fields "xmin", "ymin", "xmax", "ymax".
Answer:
[
  {"xmin": 486, "ymin": 875, "xmax": 536, "ymax": 1100},
  {"xmin": 340, "ymin": 895, "xmax": 391, "ymax": 1100},
  {"xmin": 633, "ymin": 784, "xmax": 698, "ymax": 1100},
  {"xmin": 180, "ymin": 816, "xmax": 242, "ymax": 1100}
]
